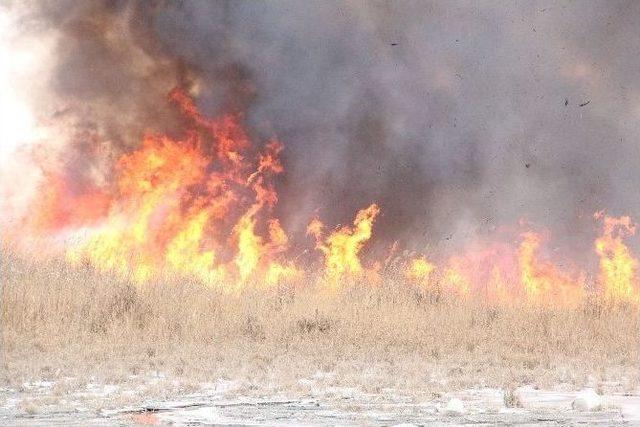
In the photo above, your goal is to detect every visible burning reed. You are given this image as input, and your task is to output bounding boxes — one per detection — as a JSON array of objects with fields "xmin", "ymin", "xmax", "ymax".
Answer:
[
  {"xmin": 1, "ymin": 245, "xmax": 638, "ymax": 393},
  {"xmin": 5, "ymin": 89, "xmax": 640, "ymax": 307},
  {"xmin": 2, "ymin": 85, "xmax": 639, "ymax": 393},
  {"xmin": 3, "ymin": 3, "xmax": 640, "ymax": 394}
]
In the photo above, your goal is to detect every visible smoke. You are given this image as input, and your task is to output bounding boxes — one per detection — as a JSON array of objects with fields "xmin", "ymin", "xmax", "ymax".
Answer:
[{"xmin": 4, "ymin": 1, "xmax": 640, "ymax": 258}]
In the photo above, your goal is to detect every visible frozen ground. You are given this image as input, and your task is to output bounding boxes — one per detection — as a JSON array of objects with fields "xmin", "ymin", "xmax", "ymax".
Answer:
[{"xmin": 1, "ymin": 377, "xmax": 639, "ymax": 426}]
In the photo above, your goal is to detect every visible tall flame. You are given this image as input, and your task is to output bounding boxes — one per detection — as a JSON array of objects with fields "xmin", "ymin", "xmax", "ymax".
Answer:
[
  {"xmin": 308, "ymin": 203, "xmax": 380, "ymax": 286},
  {"xmin": 64, "ymin": 89, "xmax": 293, "ymax": 289},
  {"xmin": 518, "ymin": 231, "xmax": 583, "ymax": 304},
  {"xmin": 7, "ymin": 88, "xmax": 640, "ymax": 306},
  {"xmin": 594, "ymin": 212, "xmax": 639, "ymax": 303}
]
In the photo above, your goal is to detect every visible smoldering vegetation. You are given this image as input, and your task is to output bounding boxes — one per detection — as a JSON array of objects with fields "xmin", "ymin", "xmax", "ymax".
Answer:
[{"xmin": 6, "ymin": 1, "xmax": 640, "ymax": 260}]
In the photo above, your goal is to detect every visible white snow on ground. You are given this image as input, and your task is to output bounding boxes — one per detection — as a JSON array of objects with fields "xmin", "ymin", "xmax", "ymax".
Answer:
[
  {"xmin": 443, "ymin": 397, "xmax": 465, "ymax": 415},
  {"xmin": 516, "ymin": 385, "xmax": 640, "ymax": 421},
  {"xmin": 160, "ymin": 406, "xmax": 237, "ymax": 425},
  {"xmin": 572, "ymin": 388, "xmax": 602, "ymax": 411},
  {"xmin": 1, "ymin": 376, "xmax": 639, "ymax": 425},
  {"xmin": 20, "ymin": 381, "xmax": 54, "ymax": 391}
]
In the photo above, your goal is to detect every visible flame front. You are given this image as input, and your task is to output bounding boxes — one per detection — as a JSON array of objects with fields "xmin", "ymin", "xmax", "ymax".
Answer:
[
  {"xmin": 594, "ymin": 212, "xmax": 639, "ymax": 303},
  {"xmin": 10, "ymin": 89, "xmax": 640, "ymax": 305},
  {"xmin": 308, "ymin": 203, "xmax": 380, "ymax": 286},
  {"xmin": 402, "ymin": 218, "xmax": 636, "ymax": 306},
  {"xmin": 63, "ymin": 89, "xmax": 293, "ymax": 289},
  {"xmin": 518, "ymin": 231, "xmax": 583, "ymax": 304},
  {"xmin": 405, "ymin": 257, "xmax": 436, "ymax": 286}
]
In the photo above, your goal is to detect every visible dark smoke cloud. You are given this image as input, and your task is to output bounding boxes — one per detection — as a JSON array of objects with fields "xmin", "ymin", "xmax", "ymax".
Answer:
[{"xmin": 16, "ymin": 1, "xmax": 640, "ymax": 258}]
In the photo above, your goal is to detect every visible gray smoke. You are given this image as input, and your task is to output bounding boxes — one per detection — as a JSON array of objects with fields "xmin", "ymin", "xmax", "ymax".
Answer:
[{"xmin": 13, "ymin": 0, "xmax": 640, "ymax": 260}]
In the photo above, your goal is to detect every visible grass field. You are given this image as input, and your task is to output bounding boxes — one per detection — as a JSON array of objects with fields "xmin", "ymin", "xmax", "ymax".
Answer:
[{"xmin": 2, "ymin": 245, "xmax": 639, "ymax": 399}]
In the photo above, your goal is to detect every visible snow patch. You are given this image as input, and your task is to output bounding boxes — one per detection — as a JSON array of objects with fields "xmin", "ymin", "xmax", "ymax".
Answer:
[
  {"xmin": 444, "ymin": 398, "xmax": 465, "ymax": 415},
  {"xmin": 21, "ymin": 380, "xmax": 53, "ymax": 390},
  {"xmin": 160, "ymin": 406, "xmax": 234, "ymax": 425},
  {"xmin": 297, "ymin": 378, "xmax": 315, "ymax": 387},
  {"xmin": 572, "ymin": 389, "xmax": 602, "ymax": 412}
]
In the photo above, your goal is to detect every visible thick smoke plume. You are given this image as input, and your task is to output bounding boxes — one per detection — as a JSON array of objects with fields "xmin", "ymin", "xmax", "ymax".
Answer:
[{"xmin": 4, "ymin": 1, "xmax": 640, "ymax": 261}]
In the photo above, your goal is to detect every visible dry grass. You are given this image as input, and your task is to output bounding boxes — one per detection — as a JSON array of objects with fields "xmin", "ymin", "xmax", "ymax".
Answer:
[{"xmin": 1, "ymin": 246, "xmax": 639, "ymax": 396}]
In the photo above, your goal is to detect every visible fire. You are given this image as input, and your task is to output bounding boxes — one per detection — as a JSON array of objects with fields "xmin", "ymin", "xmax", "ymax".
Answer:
[
  {"xmin": 165, "ymin": 210, "xmax": 221, "ymax": 283},
  {"xmin": 486, "ymin": 265, "xmax": 509, "ymax": 304},
  {"xmin": 8, "ymin": 87, "xmax": 640, "ymax": 306},
  {"xmin": 308, "ymin": 203, "xmax": 380, "ymax": 286},
  {"xmin": 441, "ymin": 259, "xmax": 472, "ymax": 298},
  {"xmin": 405, "ymin": 257, "xmax": 436, "ymax": 285},
  {"xmin": 518, "ymin": 231, "xmax": 583, "ymax": 304},
  {"xmin": 594, "ymin": 212, "xmax": 639, "ymax": 303},
  {"xmin": 405, "ymin": 228, "xmax": 590, "ymax": 305},
  {"xmin": 234, "ymin": 213, "xmax": 262, "ymax": 282},
  {"xmin": 63, "ymin": 89, "xmax": 294, "ymax": 289}
]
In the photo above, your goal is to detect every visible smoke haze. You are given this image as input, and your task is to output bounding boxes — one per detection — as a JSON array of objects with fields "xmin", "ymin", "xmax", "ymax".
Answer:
[{"xmin": 4, "ymin": 1, "xmax": 640, "ymax": 260}]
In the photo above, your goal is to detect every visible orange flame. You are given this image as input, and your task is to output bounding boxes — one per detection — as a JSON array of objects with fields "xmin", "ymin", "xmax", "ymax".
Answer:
[
  {"xmin": 405, "ymin": 257, "xmax": 436, "ymax": 286},
  {"xmin": 518, "ymin": 231, "xmax": 583, "ymax": 305},
  {"xmin": 64, "ymin": 89, "xmax": 293, "ymax": 289},
  {"xmin": 594, "ymin": 212, "xmax": 639, "ymax": 303},
  {"xmin": 308, "ymin": 203, "xmax": 380, "ymax": 287},
  {"xmin": 442, "ymin": 260, "xmax": 471, "ymax": 298},
  {"xmin": 10, "ymin": 88, "xmax": 640, "ymax": 306},
  {"xmin": 405, "ymin": 227, "xmax": 589, "ymax": 305}
]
